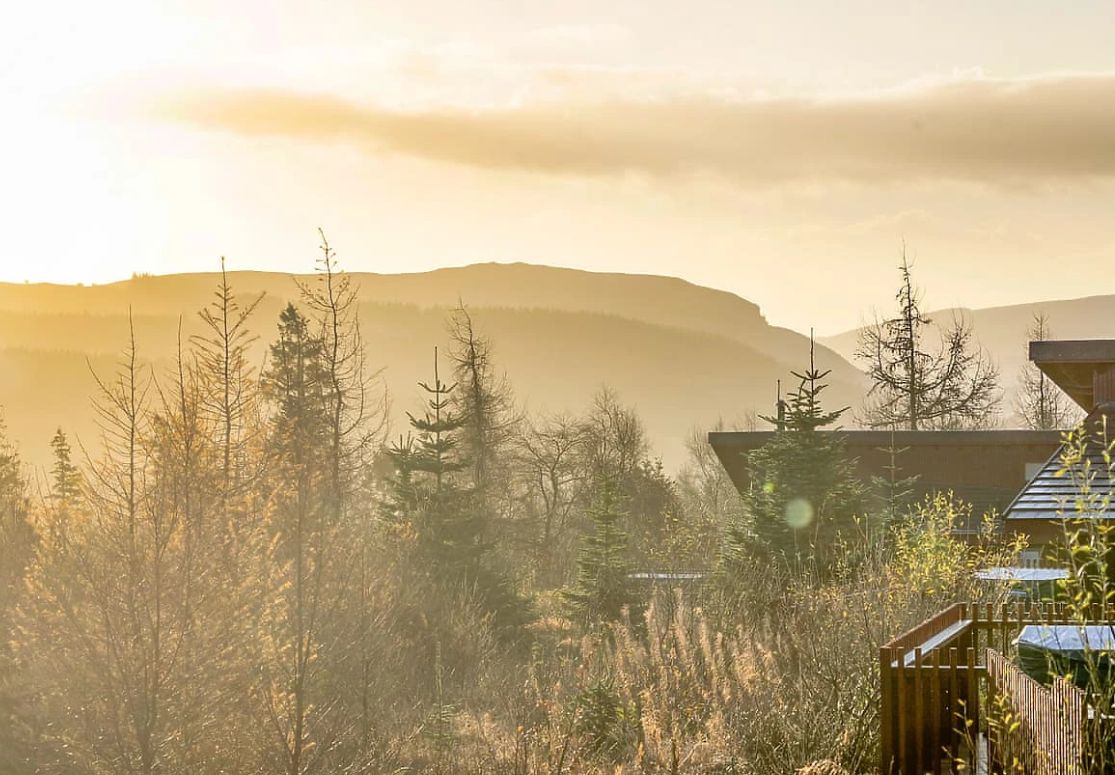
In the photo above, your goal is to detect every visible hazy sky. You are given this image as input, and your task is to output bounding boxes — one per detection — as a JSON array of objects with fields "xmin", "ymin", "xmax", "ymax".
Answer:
[{"xmin": 4, "ymin": 1, "xmax": 1115, "ymax": 333}]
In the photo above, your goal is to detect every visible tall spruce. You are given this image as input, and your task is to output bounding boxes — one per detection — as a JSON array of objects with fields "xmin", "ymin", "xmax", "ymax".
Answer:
[
  {"xmin": 857, "ymin": 250, "xmax": 1000, "ymax": 429},
  {"xmin": 385, "ymin": 348, "xmax": 528, "ymax": 634},
  {"xmin": 729, "ymin": 336, "xmax": 865, "ymax": 570},
  {"xmin": 398, "ymin": 347, "xmax": 480, "ymax": 570},
  {"xmin": 260, "ymin": 302, "xmax": 335, "ymax": 775},
  {"xmin": 564, "ymin": 475, "xmax": 639, "ymax": 626},
  {"xmin": 448, "ymin": 305, "xmax": 518, "ymax": 499}
]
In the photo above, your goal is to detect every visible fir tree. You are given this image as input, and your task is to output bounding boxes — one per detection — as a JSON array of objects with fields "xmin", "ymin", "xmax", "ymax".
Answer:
[
  {"xmin": 564, "ymin": 476, "xmax": 640, "ymax": 626},
  {"xmin": 728, "ymin": 336, "xmax": 865, "ymax": 571},
  {"xmin": 260, "ymin": 302, "xmax": 336, "ymax": 775},
  {"xmin": 49, "ymin": 427, "xmax": 81, "ymax": 507},
  {"xmin": 395, "ymin": 348, "xmax": 482, "ymax": 571},
  {"xmin": 385, "ymin": 349, "xmax": 529, "ymax": 633}
]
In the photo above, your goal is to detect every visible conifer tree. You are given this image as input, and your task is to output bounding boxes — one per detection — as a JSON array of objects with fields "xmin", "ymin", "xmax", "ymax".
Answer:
[
  {"xmin": 401, "ymin": 347, "xmax": 481, "ymax": 570},
  {"xmin": 385, "ymin": 349, "xmax": 528, "ymax": 633},
  {"xmin": 729, "ymin": 336, "xmax": 865, "ymax": 571},
  {"xmin": 49, "ymin": 427, "xmax": 81, "ymax": 507},
  {"xmin": 260, "ymin": 302, "xmax": 336, "ymax": 775},
  {"xmin": 857, "ymin": 250, "xmax": 1000, "ymax": 429},
  {"xmin": 564, "ymin": 476, "xmax": 639, "ymax": 626},
  {"xmin": 0, "ymin": 413, "xmax": 34, "ymax": 774}
]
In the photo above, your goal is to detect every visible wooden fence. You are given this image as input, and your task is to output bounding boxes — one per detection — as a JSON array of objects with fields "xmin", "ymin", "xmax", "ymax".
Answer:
[
  {"xmin": 986, "ymin": 648, "xmax": 1085, "ymax": 774},
  {"xmin": 879, "ymin": 602, "xmax": 1113, "ymax": 774}
]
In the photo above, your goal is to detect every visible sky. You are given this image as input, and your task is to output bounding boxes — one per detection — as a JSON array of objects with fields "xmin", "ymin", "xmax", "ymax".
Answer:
[{"xmin": 4, "ymin": 1, "xmax": 1115, "ymax": 333}]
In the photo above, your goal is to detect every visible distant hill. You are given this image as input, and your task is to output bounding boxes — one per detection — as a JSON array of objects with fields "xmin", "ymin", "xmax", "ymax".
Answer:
[
  {"xmin": 0, "ymin": 263, "xmax": 867, "ymax": 474},
  {"xmin": 820, "ymin": 294, "xmax": 1115, "ymax": 422}
]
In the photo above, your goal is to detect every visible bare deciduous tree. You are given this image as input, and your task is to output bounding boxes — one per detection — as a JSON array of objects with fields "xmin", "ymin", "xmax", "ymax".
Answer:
[{"xmin": 1015, "ymin": 313, "xmax": 1077, "ymax": 430}]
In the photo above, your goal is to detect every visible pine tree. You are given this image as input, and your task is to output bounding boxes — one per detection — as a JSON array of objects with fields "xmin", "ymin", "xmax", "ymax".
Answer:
[
  {"xmin": 448, "ymin": 305, "xmax": 518, "ymax": 498},
  {"xmin": 0, "ymin": 412, "xmax": 34, "ymax": 774},
  {"xmin": 728, "ymin": 336, "xmax": 865, "ymax": 571},
  {"xmin": 49, "ymin": 427, "xmax": 81, "ymax": 507},
  {"xmin": 857, "ymin": 250, "xmax": 1000, "ymax": 429},
  {"xmin": 564, "ymin": 476, "xmax": 640, "ymax": 626},
  {"xmin": 260, "ymin": 302, "xmax": 336, "ymax": 775},
  {"xmin": 385, "ymin": 348, "xmax": 529, "ymax": 635},
  {"xmin": 401, "ymin": 347, "xmax": 481, "ymax": 570}
]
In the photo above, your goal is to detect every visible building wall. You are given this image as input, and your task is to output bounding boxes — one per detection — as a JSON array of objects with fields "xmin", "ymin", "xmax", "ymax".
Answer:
[{"xmin": 710, "ymin": 430, "xmax": 1063, "ymax": 520}]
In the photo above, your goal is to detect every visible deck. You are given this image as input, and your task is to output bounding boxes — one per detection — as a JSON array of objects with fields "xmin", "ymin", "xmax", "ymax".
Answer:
[{"xmin": 880, "ymin": 602, "xmax": 1104, "ymax": 774}]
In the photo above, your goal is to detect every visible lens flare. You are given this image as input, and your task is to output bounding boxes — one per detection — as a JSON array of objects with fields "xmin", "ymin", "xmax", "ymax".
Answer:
[{"xmin": 784, "ymin": 497, "xmax": 814, "ymax": 529}]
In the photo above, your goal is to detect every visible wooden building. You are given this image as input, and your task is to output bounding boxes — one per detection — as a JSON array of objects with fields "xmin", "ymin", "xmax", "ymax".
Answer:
[
  {"xmin": 1001, "ymin": 340, "xmax": 1115, "ymax": 552},
  {"xmin": 709, "ymin": 429, "xmax": 1061, "ymax": 535}
]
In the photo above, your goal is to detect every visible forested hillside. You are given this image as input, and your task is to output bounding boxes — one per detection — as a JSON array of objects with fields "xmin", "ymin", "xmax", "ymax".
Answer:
[
  {"xmin": 0, "ymin": 263, "xmax": 865, "ymax": 473},
  {"xmin": 0, "ymin": 258, "xmax": 1014, "ymax": 774}
]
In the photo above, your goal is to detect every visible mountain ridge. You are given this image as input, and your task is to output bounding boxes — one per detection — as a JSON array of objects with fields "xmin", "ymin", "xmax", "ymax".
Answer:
[{"xmin": 0, "ymin": 262, "xmax": 864, "ymax": 474}]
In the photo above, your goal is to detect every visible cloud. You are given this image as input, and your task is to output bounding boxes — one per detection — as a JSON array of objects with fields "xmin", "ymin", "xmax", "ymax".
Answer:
[{"xmin": 152, "ymin": 75, "xmax": 1115, "ymax": 185}]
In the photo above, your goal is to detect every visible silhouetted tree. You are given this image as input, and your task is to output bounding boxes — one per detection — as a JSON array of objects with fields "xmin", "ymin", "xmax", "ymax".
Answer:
[
  {"xmin": 48, "ymin": 427, "xmax": 81, "ymax": 507},
  {"xmin": 1015, "ymin": 313, "xmax": 1076, "ymax": 430},
  {"xmin": 385, "ymin": 349, "xmax": 528, "ymax": 636},
  {"xmin": 260, "ymin": 302, "xmax": 337, "ymax": 775},
  {"xmin": 857, "ymin": 251, "xmax": 1000, "ymax": 429},
  {"xmin": 448, "ymin": 304, "xmax": 519, "ymax": 499},
  {"xmin": 193, "ymin": 257, "xmax": 264, "ymax": 502}
]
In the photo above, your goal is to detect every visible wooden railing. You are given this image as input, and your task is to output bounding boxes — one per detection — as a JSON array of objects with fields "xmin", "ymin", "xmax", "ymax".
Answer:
[
  {"xmin": 986, "ymin": 648, "xmax": 1085, "ymax": 774},
  {"xmin": 879, "ymin": 602, "xmax": 1114, "ymax": 774}
]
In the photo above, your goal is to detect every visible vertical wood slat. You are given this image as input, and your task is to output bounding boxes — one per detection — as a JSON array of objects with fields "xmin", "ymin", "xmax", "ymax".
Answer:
[
  {"xmin": 929, "ymin": 647, "xmax": 941, "ymax": 774},
  {"xmin": 880, "ymin": 646, "xmax": 893, "ymax": 775},
  {"xmin": 897, "ymin": 652, "xmax": 907, "ymax": 771},
  {"xmin": 986, "ymin": 647, "xmax": 1086, "ymax": 775},
  {"xmin": 879, "ymin": 601, "xmax": 1115, "ymax": 773},
  {"xmin": 914, "ymin": 647, "xmax": 924, "ymax": 773},
  {"xmin": 948, "ymin": 647, "xmax": 959, "ymax": 767},
  {"xmin": 967, "ymin": 645, "xmax": 979, "ymax": 775}
]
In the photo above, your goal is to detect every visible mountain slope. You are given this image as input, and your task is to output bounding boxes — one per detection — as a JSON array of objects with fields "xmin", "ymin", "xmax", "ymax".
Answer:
[{"xmin": 0, "ymin": 264, "xmax": 867, "ymax": 473}]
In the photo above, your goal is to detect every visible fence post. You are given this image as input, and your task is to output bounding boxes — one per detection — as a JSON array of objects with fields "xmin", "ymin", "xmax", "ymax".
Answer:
[{"xmin": 880, "ymin": 646, "xmax": 894, "ymax": 775}]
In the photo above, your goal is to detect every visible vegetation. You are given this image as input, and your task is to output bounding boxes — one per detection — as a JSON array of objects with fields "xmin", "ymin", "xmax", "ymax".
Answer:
[
  {"xmin": 726, "ymin": 337, "xmax": 866, "ymax": 573},
  {"xmin": 1015, "ymin": 312, "xmax": 1077, "ymax": 430},
  {"xmin": 857, "ymin": 250, "xmax": 1001, "ymax": 430},
  {"xmin": 0, "ymin": 240, "xmax": 1027, "ymax": 774}
]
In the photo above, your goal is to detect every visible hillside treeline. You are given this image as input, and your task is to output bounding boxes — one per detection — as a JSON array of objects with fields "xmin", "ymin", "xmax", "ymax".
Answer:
[{"xmin": 0, "ymin": 253, "xmax": 1014, "ymax": 774}]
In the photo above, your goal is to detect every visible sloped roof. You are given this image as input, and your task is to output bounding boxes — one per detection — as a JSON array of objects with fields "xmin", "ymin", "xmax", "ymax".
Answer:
[{"xmin": 1004, "ymin": 406, "xmax": 1115, "ymax": 522}]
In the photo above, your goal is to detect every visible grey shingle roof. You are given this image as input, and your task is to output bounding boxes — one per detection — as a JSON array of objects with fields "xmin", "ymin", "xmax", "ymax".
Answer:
[{"xmin": 1004, "ymin": 407, "xmax": 1115, "ymax": 522}]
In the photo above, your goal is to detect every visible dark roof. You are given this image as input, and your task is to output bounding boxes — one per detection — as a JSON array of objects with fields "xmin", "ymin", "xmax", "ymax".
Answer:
[
  {"xmin": 1004, "ymin": 407, "xmax": 1115, "ymax": 522},
  {"xmin": 709, "ymin": 429, "xmax": 1061, "ymax": 448}
]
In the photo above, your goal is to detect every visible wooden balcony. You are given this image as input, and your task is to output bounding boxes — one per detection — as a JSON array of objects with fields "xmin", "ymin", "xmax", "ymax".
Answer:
[{"xmin": 880, "ymin": 602, "xmax": 1109, "ymax": 774}]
